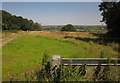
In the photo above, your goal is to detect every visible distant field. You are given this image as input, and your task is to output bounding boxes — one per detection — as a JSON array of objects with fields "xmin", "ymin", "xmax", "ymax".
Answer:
[{"xmin": 2, "ymin": 31, "xmax": 119, "ymax": 80}]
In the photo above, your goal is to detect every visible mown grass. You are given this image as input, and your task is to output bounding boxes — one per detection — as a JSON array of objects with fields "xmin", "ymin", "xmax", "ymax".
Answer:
[{"xmin": 2, "ymin": 31, "xmax": 119, "ymax": 80}]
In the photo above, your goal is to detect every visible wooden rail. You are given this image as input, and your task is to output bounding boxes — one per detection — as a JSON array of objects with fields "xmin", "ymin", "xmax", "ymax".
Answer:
[
  {"xmin": 61, "ymin": 58, "xmax": 120, "ymax": 66},
  {"xmin": 51, "ymin": 55, "xmax": 120, "ymax": 81},
  {"xmin": 52, "ymin": 55, "xmax": 120, "ymax": 67}
]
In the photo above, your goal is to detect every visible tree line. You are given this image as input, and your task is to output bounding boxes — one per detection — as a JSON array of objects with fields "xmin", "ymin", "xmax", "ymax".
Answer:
[
  {"xmin": 1, "ymin": 10, "xmax": 42, "ymax": 31},
  {"xmin": 99, "ymin": 1, "xmax": 120, "ymax": 37}
]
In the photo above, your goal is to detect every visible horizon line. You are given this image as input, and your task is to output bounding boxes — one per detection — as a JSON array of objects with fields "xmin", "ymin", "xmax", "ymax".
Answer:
[{"xmin": 42, "ymin": 24, "xmax": 106, "ymax": 26}]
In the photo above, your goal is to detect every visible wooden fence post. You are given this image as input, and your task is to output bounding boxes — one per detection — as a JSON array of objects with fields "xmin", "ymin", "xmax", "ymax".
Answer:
[{"xmin": 51, "ymin": 55, "xmax": 61, "ymax": 81}]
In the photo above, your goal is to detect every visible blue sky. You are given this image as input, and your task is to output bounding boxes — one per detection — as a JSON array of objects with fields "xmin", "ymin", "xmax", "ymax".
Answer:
[
  {"xmin": 2, "ymin": 0, "xmax": 102, "ymax": 2},
  {"xmin": 2, "ymin": 2, "xmax": 102, "ymax": 25}
]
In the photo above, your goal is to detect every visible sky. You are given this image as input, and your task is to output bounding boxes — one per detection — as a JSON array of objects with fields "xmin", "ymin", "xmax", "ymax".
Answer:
[
  {"xmin": 2, "ymin": 2, "xmax": 103, "ymax": 25},
  {"xmin": 2, "ymin": 0, "xmax": 102, "ymax": 2},
  {"xmin": 2, "ymin": 0, "xmax": 119, "ymax": 2}
]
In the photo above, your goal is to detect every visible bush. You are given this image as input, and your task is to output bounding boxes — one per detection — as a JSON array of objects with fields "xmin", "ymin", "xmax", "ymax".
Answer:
[{"xmin": 61, "ymin": 24, "xmax": 76, "ymax": 32}]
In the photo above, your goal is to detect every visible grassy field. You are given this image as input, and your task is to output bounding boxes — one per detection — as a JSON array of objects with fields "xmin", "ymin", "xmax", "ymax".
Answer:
[{"xmin": 2, "ymin": 31, "xmax": 119, "ymax": 80}]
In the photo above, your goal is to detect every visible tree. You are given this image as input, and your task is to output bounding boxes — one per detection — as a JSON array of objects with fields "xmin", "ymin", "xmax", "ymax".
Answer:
[
  {"xmin": 33, "ymin": 22, "xmax": 42, "ymax": 31},
  {"xmin": 1, "ymin": 10, "xmax": 42, "ymax": 31},
  {"xmin": 99, "ymin": 1, "xmax": 120, "ymax": 37},
  {"xmin": 2, "ymin": 10, "xmax": 12, "ymax": 30},
  {"xmin": 61, "ymin": 24, "xmax": 76, "ymax": 32}
]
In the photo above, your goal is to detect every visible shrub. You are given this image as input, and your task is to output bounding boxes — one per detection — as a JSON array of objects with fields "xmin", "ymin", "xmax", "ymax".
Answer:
[{"xmin": 61, "ymin": 24, "xmax": 76, "ymax": 32}]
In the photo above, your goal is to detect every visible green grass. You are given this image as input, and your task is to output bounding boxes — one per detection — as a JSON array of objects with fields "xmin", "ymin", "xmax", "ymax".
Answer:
[{"xmin": 2, "ymin": 35, "xmax": 118, "ymax": 80}]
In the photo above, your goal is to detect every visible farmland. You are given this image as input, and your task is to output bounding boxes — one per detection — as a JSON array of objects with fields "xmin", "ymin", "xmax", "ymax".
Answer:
[
  {"xmin": 2, "ymin": 31, "xmax": 119, "ymax": 81},
  {"xmin": 1, "ymin": 1, "xmax": 120, "ymax": 82}
]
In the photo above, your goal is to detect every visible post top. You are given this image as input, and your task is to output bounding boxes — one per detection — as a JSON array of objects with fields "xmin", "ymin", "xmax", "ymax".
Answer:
[{"xmin": 52, "ymin": 55, "xmax": 61, "ymax": 60}]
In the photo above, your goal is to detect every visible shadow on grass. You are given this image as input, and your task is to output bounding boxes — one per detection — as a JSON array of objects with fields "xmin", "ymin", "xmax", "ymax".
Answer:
[{"xmin": 64, "ymin": 33, "xmax": 120, "ymax": 52}]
